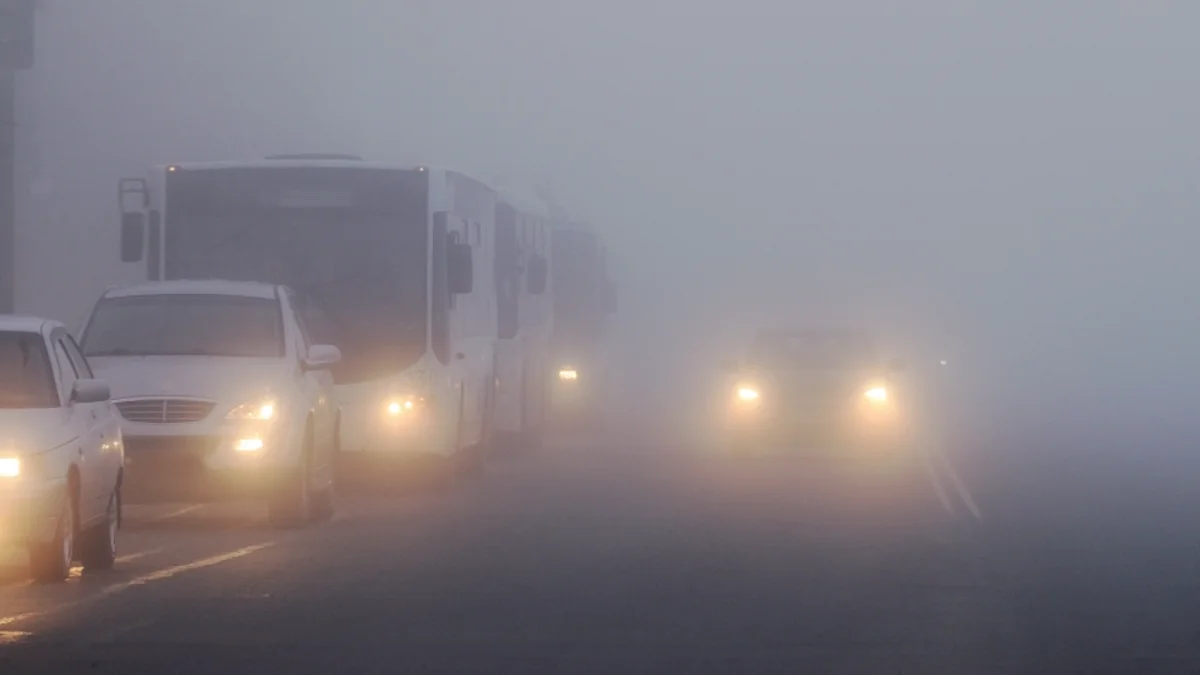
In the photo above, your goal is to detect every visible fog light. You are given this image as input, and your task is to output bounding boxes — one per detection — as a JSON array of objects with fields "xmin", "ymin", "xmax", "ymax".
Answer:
[{"xmin": 234, "ymin": 438, "xmax": 264, "ymax": 453}]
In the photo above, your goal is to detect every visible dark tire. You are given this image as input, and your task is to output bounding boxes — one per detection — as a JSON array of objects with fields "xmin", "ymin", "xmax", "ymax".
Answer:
[
  {"xmin": 268, "ymin": 429, "xmax": 314, "ymax": 527},
  {"xmin": 80, "ymin": 486, "xmax": 120, "ymax": 572},
  {"xmin": 30, "ymin": 487, "xmax": 76, "ymax": 583}
]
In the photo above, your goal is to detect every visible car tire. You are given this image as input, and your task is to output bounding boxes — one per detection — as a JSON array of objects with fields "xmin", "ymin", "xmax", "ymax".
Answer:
[
  {"xmin": 311, "ymin": 427, "xmax": 336, "ymax": 522},
  {"xmin": 268, "ymin": 430, "xmax": 314, "ymax": 527},
  {"xmin": 29, "ymin": 487, "xmax": 76, "ymax": 584},
  {"xmin": 80, "ymin": 485, "xmax": 120, "ymax": 572}
]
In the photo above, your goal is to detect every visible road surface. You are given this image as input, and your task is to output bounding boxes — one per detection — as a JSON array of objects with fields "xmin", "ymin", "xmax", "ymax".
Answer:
[{"xmin": 0, "ymin": 434, "xmax": 1197, "ymax": 674}]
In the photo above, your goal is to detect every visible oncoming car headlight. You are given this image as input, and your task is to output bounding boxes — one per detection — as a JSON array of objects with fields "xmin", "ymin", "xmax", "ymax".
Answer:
[
  {"xmin": 735, "ymin": 385, "xmax": 760, "ymax": 402},
  {"xmin": 226, "ymin": 398, "xmax": 278, "ymax": 421},
  {"xmin": 384, "ymin": 395, "xmax": 424, "ymax": 418},
  {"xmin": 0, "ymin": 456, "xmax": 19, "ymax": 478},
  {"xmin": 863, "ymin": 386, "xmax": 888, "ymax": 402},
  {"xmin": 558, "ymin": 368, "xmax": 579, "ymax": 382}
]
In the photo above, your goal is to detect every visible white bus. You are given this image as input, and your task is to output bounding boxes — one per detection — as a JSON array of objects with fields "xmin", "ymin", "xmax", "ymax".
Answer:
[
  {"xmin": 492, "ymin": 190, "xmax": 552, "ymax": 451},
  {"xmin": 115, "ymin": 156, "xmax": 498, "ymax": 475}
]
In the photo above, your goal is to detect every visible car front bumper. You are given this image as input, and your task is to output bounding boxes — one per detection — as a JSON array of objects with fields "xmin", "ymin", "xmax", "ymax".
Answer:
[
  {"xmin": 121, "ymin": 433, "xmax": 296, "ymax": 501},
  {"xmin": 0, "ymin": 478, "xmax": 67, "ymax": 547}
]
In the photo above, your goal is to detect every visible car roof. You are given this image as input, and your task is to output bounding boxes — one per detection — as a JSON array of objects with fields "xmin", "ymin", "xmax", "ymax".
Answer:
[
  {"xmin": 103, "ymin": 279, "xmax": 280, "ymax": 301},
  {"xmin": 0, "ymin": 315, "xmax": 56, "ymax": 334}
]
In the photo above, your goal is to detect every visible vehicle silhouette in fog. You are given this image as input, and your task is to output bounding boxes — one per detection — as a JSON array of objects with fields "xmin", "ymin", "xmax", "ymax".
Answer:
[
  {"xmin": 720, "ymin": 327, "xmax": 911, "ymax": 453},
  {"xmin": 78, "ymin": 280, "xmax": 340, "ymax": 526},
  {"xmin": 0, "ymin": 317, "xmax": 123, "ymax": 582}
]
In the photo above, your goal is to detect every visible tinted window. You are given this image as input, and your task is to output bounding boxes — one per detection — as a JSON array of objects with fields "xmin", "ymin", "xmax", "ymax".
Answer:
[
  {"xmin": 82, "ymin": 294, "xmax": 285, "ymax": 358},
  {"xmin": 0, "ymin": 332, "xmax": 57, "ymax": 408}
]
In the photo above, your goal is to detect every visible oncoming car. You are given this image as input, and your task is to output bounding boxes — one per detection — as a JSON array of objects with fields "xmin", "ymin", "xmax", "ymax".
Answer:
[
  {"xmin": 79, "ymin": 281, "xmax": 341, "ymax": 526},
  {"xmin": 721, "ymin": 327, "xmax": 911, "ymax": 451},
  {"xmin": 0, "ymin": 317, "xmax": 124, "ymax": 583}
]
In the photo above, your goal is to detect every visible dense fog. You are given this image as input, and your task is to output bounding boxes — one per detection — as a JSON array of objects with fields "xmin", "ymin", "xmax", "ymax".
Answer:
[{"xmin": 15, "ymin": 1, "xmax": 1200, "ymax": 441}]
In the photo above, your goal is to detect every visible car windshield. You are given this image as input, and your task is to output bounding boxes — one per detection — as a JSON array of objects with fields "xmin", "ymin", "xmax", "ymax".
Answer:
[
  {"xmin": 749, "ymin": 332, "xmax": 880, "ymax": 371},
  {"xmin": 0, "ymin": 331, "xmax": 57, "ymax": 409},
  {"xmin": 81, "ymin": 294, "xmax": 284, "ymax": 358}
]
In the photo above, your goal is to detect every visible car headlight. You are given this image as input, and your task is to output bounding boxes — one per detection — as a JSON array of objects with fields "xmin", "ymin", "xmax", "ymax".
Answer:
[
  {"xmin": 558, "ymin": 367, "xmax": 579, "ymax": 381},
  {"xmin": 0, "ymin": 456, "xmax": 20, "ymax": 478},
  {"xmin": 383, "ymin": 395, "xmax": 424, "ymax": 418},
  {"xmin": 226, "ymin": 398, "xmax": 278, "ymax": 421},
  {"xmin": 864, "ymin": 386, "xmax": 888, "ymax": 402},
  {"xmin": 735, "ymin": 386, "xmax": 760, "ymax": 402}
]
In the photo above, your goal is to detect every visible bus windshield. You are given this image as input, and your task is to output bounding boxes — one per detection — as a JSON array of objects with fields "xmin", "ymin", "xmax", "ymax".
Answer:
[{"xmin": 163, "ymin": 166, "xmax": 428, "ymax": 383}]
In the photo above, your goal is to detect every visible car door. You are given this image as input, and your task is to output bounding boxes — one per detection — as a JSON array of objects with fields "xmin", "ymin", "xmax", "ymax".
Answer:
[
  {"xmin": 62, "ymin": 334, "xmax": 120, "ymax": 500},
  {"xmin": 49, "ymin": 333, "xmax": 102, "ymax": 520}
]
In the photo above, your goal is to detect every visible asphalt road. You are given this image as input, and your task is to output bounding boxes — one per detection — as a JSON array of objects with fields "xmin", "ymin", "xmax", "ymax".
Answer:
[{"xmin": 0, "ymin": 432, "xmax": 1198, "ymax": 674}]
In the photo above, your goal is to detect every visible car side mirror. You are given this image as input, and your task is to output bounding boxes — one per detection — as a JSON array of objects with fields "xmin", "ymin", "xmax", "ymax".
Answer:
[
  {"xmin": 71, "ymin": 379, "xmax": 111, "ymax": 404},
  {"xmin": 602, "ymin": 282, "xmax": 617, "ymax": 314},
  {"xmin": 120, "ymin": 212, "xmax": 146, "ymax": 262},
  {"xmin": 449, "ymin": 242, "xmax": 474, "ymax": 294},
  {"xmin": 527, "ymin": 254, "xmax": 548, "ymax": 295},
  {"xmin": 303, "ymin": 344, "xmax": 342, "ymax": 371}
]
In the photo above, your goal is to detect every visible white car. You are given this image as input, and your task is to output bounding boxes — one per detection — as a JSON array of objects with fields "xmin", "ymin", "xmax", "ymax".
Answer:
[
  {"xmin": 79, "ymin": 280, "xmax": 341, "ymax": 526},
  {"xmin": 0, "ymin": 317, "xmax": 123, "ymax": 582}
]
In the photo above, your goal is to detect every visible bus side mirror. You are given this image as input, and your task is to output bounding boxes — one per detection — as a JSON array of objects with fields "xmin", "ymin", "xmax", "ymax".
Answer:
[
  {"xmin": 449, "ymin": 242, "xmax": 474, "ymax": 294},
  {"xmin": 527, "ymin": 255, "xmax": 548, "ymax": 295},
  {"xmin": 602, "ymin": 282, "xmax": 617, "ymax": 314},
  {"xmin": 120, "ymin": 212, "xmax": 146, "ymax": 262}
]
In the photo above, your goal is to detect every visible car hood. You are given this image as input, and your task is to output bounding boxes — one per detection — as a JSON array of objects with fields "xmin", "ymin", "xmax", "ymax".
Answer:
[
  {"xmin": 0, "ymin": 408, "xmax": 77, "ymax": 454},
  {"xmin": 88, "ymin": 356, "xmax": 296, "ymax": 405}
]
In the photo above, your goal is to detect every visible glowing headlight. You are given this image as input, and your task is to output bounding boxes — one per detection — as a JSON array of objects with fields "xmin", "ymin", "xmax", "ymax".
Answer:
[
  {"xmin": 864, "ymin": 386, "xmax": 888, "ymax": 402},
  {"xmin": 558, "ymin": 368, "xmax": 579, "ymax": 381},
  {"xmin": 233, "ymin": 438, "xmax": 264, "ymax": 453},
  {"xmin": 384, "ymin": 396, "xmax": 422, "ymax": 417},
  {"xmin": 736, "ymin": 386, "xmax": 760, "ymax": 402},
  {"xmin": 226, "ymin": 398, "xmax": 278, "ymax": 421},
  {"xmin": 0, "ymin": 457, "xmax": 19, "ymax": 478}
]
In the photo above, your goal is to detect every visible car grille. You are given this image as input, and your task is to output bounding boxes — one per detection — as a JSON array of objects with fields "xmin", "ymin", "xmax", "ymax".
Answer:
[{"xmin": 115, "ymin": 398, "xmax": 217, "ymax": 424}]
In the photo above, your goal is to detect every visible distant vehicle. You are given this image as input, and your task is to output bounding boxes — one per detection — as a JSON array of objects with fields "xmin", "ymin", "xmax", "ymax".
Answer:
[
  {"xmin": 0, "ymin": 317, "xmax": 123, "ymax": 582},
  {"xmin": 78, "ymin": 280, "xmax": 341, "ymax": 525},
  {"xmin": 114, "ymin": 158, "xmax": 498, "ymax": 479},
  {"xmin": 492, "ymin": 191, "xmax": 553, "ymax": 451},
  {"xmin": 720, "ymin": 327, "xmax": 910, "ymax": 451},
  {"xmin": 548, "ymin": 222, "xmax": 617, "ymax": 430}
]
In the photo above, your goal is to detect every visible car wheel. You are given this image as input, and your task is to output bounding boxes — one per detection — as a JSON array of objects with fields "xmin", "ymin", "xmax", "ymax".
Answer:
[
  {"xmin": 80, "ymin": 486, "xmax": 120, "ymax": 572},
  {"xmin": 311, "ymin": 427, "xmax": 336, "ymax": 522},
  {"xmin": 268, "ymin": 431, "xmax": 313, "ymax": 527},
  {"xmin": 30, "ymin": 488, "xmax": 76, "ymax": 583}
]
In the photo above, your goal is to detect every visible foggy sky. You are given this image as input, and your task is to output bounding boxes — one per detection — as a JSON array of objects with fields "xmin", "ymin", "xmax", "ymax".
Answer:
[{"xmin": 15, "ymin": 1, "xmax": 1200, "ymax": 435}]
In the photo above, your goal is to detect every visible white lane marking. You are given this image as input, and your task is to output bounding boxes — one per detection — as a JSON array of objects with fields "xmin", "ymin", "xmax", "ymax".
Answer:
[
  {"xmin": 919, "ymin": 445, "xmax": 955, "ymax": 515},
  {"xmin": 115, "ymin": 547, "xmax": 167, "ymax": 564},
  {"xmin": 0, "ymin": 542, "xmax": 275, "ymax": 630},
  {"xmin": 933, "ymin": 444, "xmax": 983, "ymax": 521},
  {"xmin": 146, "ymin": 504, "xmax": 204, "ymax": 522}
]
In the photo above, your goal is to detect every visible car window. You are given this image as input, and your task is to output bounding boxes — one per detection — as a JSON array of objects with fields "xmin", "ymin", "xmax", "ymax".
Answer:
[
  {"xmin": 61, "ymin": 334, "xmax": 94, "ymax": 379},
  {"xmin": 81, "ymin": 294, "xmax": 285, "ymax": 358},
  {"xmin": 0, "ymin": 331, "xmax": 58, "ymax": 408}
]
